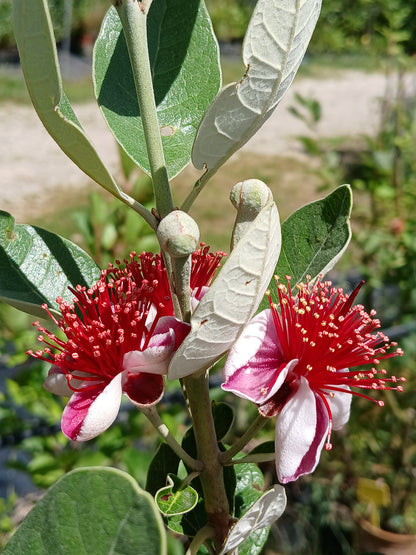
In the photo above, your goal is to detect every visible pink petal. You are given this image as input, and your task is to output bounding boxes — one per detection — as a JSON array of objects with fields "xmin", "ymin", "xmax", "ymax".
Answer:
[
  {"xmin": 275, "ymin": 376, "xmax": 329, "ymax": 483},
  {"xmin": 124, "ymin": 317, "xmax": 190, "ymax": 374},
  {"xmin": 222, "ymin": 310, "xmax": 289, "ymax": 403},
  {"xmin": 152, "ymin": 316, "xmax": 190, "ymax": 349},
  {"xmin": 191, "ymin": 286, "xmax": 209, "ymax": 309},
  {"xmin": 61, "ymin": 374, "xmax": 123, "ymax": 441},
  {"xmin": 123, "ymin": 371, "xmax": 164, "ymax": 407},
  {"xmin": 123, "ymin": 340, "xmax": 174, "ymax": 375}
]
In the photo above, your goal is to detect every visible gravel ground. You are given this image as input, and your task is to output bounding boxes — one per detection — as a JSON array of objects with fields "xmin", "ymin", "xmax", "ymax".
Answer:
[{"xmin": 0, "ymin": 64, "xmax": 415, "ymax": 222}]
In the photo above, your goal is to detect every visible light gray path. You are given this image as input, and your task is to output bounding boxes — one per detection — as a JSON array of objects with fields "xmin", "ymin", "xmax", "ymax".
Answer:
[{"xmin": 1, "ymin": 69, "xmax": 414, "ymax": 221}]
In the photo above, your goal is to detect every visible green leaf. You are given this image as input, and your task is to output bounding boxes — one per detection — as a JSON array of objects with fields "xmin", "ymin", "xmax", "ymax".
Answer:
[
  {"xmin": 12, "ymin": 0, "xmax": 122, "ymax": 198},
  {"xmin": 192, "ymin": 0, "xmax": 322, "ymax": 173},
  {"xmin": 93, "ymin": 1, "xmax": 221, "ymax": 179},
  {"xmin": 166, "ymin": 514, "xmax": 184, "ymax": 535},
  {"xmin": 212, "ymin": 401, "xmax": 234, "ymax": 441},
  {"xmin": 234, "ymin": 463, "xmax": 265, "ymax": 518},
  {"xmin": 0, "ymin": 211, "xmax": 100, "ymax": 318},
  {"xmin": 258, "ymin": 185, "xmax": 352, "ymax": 311},
  {"xmin": 4, "ymin": 467, "xmax": 167, "ymax": 555},
  {"xmin": 156, "ymin": 475, "xmax": 198, "ymax": 516},
  {"xmin": 169, "ymin": 200, "xmax": 281, "ymax": 379},
  {"xmin": 146, "ymin": 443, "xmax": 180, "ymax": 497},
  {"xmin": 249, "ymin": 440, "xmax": 275, "ymax": 455},
  {"xmin": 238, "ymin": 528, "xmax": 270, "ymax": 555}
]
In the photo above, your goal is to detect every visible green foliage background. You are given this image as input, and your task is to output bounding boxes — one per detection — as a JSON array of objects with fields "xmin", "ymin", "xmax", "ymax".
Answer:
[{"xmin": 1, "ymin": 0, "xmax": 416, "ymax": 54}]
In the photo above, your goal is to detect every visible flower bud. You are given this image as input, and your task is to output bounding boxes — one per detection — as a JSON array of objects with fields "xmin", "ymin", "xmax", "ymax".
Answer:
[
  {"xmin": 230, "ymin": 179, "xmax": 273, "ymax": 250},
  {"xmin": 157, "ymin": 210, "xmax": 200, "ymax": 258}
]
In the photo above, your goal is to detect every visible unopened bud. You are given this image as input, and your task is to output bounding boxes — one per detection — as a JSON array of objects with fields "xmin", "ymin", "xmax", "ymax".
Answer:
[
  {"xmin": 230, "ymin": 179, "xmax": 273, "ymax": 250},
  {"xmin": 157, "ymin": 210, "xmax": 200, "ymax": 258},
  {"xmin": 230, "ymin": 179, "xmax": 272, "ymax": 215}
]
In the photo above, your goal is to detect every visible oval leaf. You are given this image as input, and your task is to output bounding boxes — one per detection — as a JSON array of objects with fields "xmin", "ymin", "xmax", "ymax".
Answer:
[
  {"xmin": 156, "ymin": 476, "xmax": 198, "ymax": 517},
  {"xmin": 146, "ymin": 443, "xmax": 180, "ymax": 497},
  {"xmin": 258, "ymin": 185, "xmax": 352, "ymax": 311},
  {"xmin": 220, "ymin": 485, "xmax": 287, "ymax": 554},
  {"xmin": 168, "ymin": 201, "xmax": 281, "ymax": 379},
  {"xmin": 93, "ymin": 1, "xmax": 221, "ymax": 179},
  {"xmin": 12, "ymin": 0, "xmax": 121, "ymax": 197},
  {"xmin": 212, "ymin": 401, "xmax": 234, "ymax": 441},
  {"xmin": 192, "ymin": 0, "xmax": 322, "ymax": 173},
  {"xmin": 0, "ymin": 211, "xmax": 100, "ymax": 319},
  {"xmin": 4, "ymin": 467, "xmax": 167, "ymax": 555}
]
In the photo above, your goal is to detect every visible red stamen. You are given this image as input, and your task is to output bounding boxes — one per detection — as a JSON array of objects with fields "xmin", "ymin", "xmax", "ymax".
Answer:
[
  {"xmin": 266, "ymin": 277, "xmax": 404, "ymax": 447},
  {"xmin": 30, "ymin": 247, "xmax": 225, "ymax": 391}
]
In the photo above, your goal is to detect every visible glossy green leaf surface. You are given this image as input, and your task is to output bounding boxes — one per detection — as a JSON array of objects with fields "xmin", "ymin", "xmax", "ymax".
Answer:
[
  {"xmin": 4, "ymin": 467, "xmax": 167, "ymax": 555},
  {"xmin": 233, "ymin": 463, "xmax": 268, "ymax": 555},
  {"xmin": 235, "ymin": 463, "xmax": 265, "ymax": 516},
  {"xmin": 12, "ymin": 0, "xmax": 121, "ymax": 197},
  {"xmin": 0, "ymin": 211, "xmax": 100, "ymax": 318},
  {"xmin": 192, "ymin": 0, "xmax": 322, "ymax": 173},
  {"xmin": 258, "ymin": 185, "xmax": 352, "ymax": 311},
  {"xmin": 94, "ymin": 1, "xmax": 221, "ymax": 179}
]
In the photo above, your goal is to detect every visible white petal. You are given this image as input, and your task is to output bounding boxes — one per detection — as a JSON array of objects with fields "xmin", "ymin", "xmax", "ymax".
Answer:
[
  {"xmin": 328, "ymin": 385, "xmax": 352, "ymax": 430},
  {"xmin": 223, "ymin": 310, "xmax": 273, "ymax": 382},
  {"xmin": 43, "ymin": 366, "xmax": 97, "ymax": 396},
  {"xmin": 275, "ymin": 376, "xmax": 328, "ymax": 483},
  {"xmin": 75, "ymin": 373, "xmax": 123, "ymax": 441},
  {"xmin": 43, "ymin": 366, "xmax": 73, "ymax": 397}
]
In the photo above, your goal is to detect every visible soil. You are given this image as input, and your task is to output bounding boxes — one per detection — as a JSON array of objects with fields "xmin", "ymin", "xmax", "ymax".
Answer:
[{"xmin": 0, "ymin": 66, "xmax": 415, "ymax": 222}]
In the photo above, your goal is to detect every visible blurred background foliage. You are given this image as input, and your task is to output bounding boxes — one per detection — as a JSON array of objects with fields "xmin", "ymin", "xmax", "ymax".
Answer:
[
  {"xmin": 1, "ymin": 0, "xmax": 416, "ymax": 553},
  {"xmin": 1, "ymin": 0, "xmax": 416, "ymax": 55}
]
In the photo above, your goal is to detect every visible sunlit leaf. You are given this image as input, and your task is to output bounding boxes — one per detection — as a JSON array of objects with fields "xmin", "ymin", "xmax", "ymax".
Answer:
[
  {"xmin": 12, "ymin": 0, "xmax": 121, "ymax": 197},
  {"xmin": 192, "ymin": 0, "xmax": 322, "ymax": 174},
  {"xmin": 4, "ymin": 467, "xmax": 167, "ymax": 555},
  {"xmin": 220, "ymin": 485, "xmax": 286, "ymax": 554},
  {"xmin": 232, "ymin": 463, "xmax": 268, "ymax": 555},
  {"xmin": 168, "ymin": 200, "xmax": 281, "ymax": 379},
  {"xmin": 94, "ymin": 1, "xmax": 221, "ymax": 178},
  {"xmin": 0, "ymin": 211, "xmax": 100, "ymax": 318},
  {"xmin": 259, "ymin": 185, "xmax": 352, "ymax": 310},
  {"xmin": 155, "ymin": 475, "xmax": 198, "ymax": 516}
]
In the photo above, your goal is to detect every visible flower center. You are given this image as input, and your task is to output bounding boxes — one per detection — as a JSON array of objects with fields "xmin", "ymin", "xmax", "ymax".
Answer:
[{"xmin": 28, "ymin": 271, "xmax": 166, "ymax": 392}]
